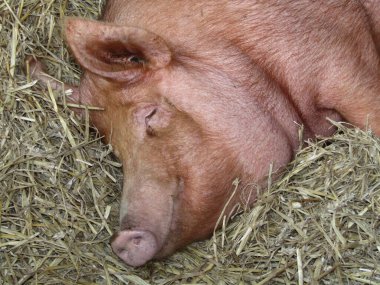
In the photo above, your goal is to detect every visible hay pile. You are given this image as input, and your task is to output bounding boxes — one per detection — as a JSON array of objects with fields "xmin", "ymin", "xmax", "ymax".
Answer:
[{"xmin": 1, "ymin": 1, "xmax": 379, "ymax": 284}]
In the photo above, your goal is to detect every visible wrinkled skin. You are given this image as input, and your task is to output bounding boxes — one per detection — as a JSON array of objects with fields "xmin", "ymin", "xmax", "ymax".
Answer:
[{"xmin": 29, "ymin": 0, "xmax": 380, "ymax": 267}]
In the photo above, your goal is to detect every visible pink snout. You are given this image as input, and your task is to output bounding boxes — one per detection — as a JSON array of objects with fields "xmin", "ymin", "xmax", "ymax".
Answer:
[{"xmin": 110, "ymin": 230, "xmax": 158, "ymax": 267}]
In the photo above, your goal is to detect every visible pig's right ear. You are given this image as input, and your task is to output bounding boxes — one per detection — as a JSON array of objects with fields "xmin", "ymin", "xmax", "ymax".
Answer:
[{"xmin": 64, "ymin": 17, "xmax": 171, "ymax": 82}]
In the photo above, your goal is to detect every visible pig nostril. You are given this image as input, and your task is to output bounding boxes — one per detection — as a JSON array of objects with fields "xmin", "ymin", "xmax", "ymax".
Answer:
[
  {"xmin": 115, "ymin": 247, "xmax": 127, "ymax": 255},
  {"xmin": 132, "ymin": 236, "xmax": 142, "ymax": 246}
]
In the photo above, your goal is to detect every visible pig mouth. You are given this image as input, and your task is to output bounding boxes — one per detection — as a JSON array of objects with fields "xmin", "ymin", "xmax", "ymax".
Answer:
[{"xmin": 110, "ymin": 177, "xmax": 183, "ymax": 267}]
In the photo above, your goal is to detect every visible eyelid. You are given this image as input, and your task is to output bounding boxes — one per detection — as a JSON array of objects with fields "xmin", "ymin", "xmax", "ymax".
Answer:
[
  {"xmin": 145, "ymin": 108, "xmax": 158, "ymax": 136},
  {"xmin": 145, "ymin": 108, "xmax": 157, "ymax": 123}
]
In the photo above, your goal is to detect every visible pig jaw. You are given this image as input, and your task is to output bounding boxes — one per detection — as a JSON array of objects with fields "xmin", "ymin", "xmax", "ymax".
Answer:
[
  {"xmin": 110, "ymin": 175, "xmax": 243, "ymax": 267},
  {"xmin": 109, "ymin": 136, "xmax": 242, "ymax": 267}
]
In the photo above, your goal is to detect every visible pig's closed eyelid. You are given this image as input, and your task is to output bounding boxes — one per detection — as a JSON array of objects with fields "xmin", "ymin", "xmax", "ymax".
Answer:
[
  {"xmin": 144, "ymin": 107, "xmax": 159, "ymax": 137},
  {"xmin": 145, "ymin": 107, "xmax": 157, "ymax": 121}
]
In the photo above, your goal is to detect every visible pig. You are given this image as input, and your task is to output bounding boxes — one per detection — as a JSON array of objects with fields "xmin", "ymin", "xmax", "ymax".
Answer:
[{"xmin": 28, "ymin": 0, "xmax": 380, "ymax": 267}]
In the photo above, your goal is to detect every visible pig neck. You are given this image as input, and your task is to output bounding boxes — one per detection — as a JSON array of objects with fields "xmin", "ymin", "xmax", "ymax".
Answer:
[
  {"xmin": 157, "ymin": 12, "xmax": 314, "ymax": 186},
  {"xmin": 165, "ymin": 52, "xmax": 303, "ymax": 186},
  {"xmin": 199, "ymin": 3, "xmax": 341, "ymax": 183}
]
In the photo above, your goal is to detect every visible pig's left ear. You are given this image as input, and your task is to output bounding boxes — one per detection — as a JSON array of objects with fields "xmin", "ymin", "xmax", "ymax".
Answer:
[{"xmin": 64, "ymin": 17, "xmax": 171, "ymax": 82}]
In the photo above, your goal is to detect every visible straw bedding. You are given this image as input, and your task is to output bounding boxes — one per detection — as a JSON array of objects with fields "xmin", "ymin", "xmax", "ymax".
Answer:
[{"xmin": 1, "ymin": 1, "xmax": 379, "ymax": 284}]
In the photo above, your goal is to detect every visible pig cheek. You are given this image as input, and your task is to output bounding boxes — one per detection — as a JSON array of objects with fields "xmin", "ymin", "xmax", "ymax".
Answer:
[
  {"xmin": 177, "ymin": 169, "xmax": 239, "ymax": 243},
  {"xmin": 172, "ymin": 187, "xmax": 223, "ymax": 245}
]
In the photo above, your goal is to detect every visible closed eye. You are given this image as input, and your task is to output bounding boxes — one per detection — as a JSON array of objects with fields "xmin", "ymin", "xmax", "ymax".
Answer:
[{"xmin": 145, "ymin": 108, "xmax": 157, "ymax": 136}]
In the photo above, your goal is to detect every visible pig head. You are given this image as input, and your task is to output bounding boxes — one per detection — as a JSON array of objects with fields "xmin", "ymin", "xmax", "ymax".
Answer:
[
  {"xmin": 36, "ymin": 0, "xmax": 380, "ymax": 267},
  {"xmin": 63, "ymin": 18, "xmax": 255, "ymax": 267}
]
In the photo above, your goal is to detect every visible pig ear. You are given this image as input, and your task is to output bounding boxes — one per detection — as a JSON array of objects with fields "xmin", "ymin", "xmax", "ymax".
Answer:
[{"xmin": 64, "ymin": 17, "xmax": 171, "ymax": 82}]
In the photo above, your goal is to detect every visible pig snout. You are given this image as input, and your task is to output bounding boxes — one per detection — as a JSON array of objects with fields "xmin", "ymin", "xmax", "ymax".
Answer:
[
  {"xmin": 110, "ymin": 230, "xmax": 159, "ymax": 267},
  {"xmin": 110, "ymin": 183, "xmax": 175, "ymax": 267}
]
